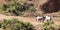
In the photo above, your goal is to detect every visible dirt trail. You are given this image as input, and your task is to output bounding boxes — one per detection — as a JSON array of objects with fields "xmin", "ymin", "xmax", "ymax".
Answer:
[
  {"xmin": 0, "ymin": 14, "xmax": 42, "ymax": 30},
  {"xmin": 0, "ymin": 14, "xmax": 40, "ymax": 25},
  {"xmin": 0, "ymin": 14, "xmax": 60, "ymax": 30}
]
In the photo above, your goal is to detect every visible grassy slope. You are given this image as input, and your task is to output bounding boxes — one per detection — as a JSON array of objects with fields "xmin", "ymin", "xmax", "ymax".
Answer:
[{"xmin": 0, "ymin": 0, "xmax": 60, "ymax": 30}]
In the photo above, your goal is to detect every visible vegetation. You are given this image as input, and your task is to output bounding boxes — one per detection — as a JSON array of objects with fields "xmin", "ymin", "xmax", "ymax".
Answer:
[
  {"xmin": 0, "ymin": 18, "xmax": 34, "ymax": 30},
  {"xmin": 0, "ymin": 0, "xmax": 36, "ymax": 16},
  {"xmin": 0, "ymin": 0, "xmax": 60, "ymax": 30},
  {"xmin": 42, "ymin": 20, "xmax": 57, "ymax": 30}
]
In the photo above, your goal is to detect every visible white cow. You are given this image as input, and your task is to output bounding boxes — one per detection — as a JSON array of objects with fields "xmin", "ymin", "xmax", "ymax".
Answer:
[
  {"xmin": 45, "ymin": 16, "xmax": 51, "ymax": 21},
  {"xmin": 36, "ymin": 16, "xmax": 43, "ymax": 21},
  {"xmin": 36, "ymin": 16, "xmax": 45, "ymax": 22}
]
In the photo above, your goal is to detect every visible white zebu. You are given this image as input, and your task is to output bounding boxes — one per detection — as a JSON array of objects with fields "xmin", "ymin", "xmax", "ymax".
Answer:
[
  {"xmin": 36, "ymin": 16, "xmax": 43, "ymax": 21},
  {"xmin": 36, "ymin": 16, "xmax": 51, "ymax": 22},
  {"xmin": 45, "ymin": 16, "xmax": 51, "ymax": 21}
]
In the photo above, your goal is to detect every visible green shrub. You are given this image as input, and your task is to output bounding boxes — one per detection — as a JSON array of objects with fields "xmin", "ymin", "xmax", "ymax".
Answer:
[
  {"xmin": 28, "ymin": 6, "xmax": 36, "ymax": 13},
  {"xmin": 0, "ymin": 0, "xmax": 36, "ymax": 16},
  {"xmin": 42, "ymin": 20, "xmax": 57, "ymax": 30},
  {"xmin": 0, "ymin": 4, "xmax": 9, "ymax": 11},
  {"xmin": 0, "ymin": 1, "xmax": 36, "ymax": 16},
  {"xmin": 0, "ymin": 1, "xmax": 24, "ymax": 16},
  {"xmin": 1, "ymin": 18, "xmax": 34, "ymax": 30}
]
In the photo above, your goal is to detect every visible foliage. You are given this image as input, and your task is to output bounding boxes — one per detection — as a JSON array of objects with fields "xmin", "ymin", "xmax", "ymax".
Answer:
[
  {"xmin": 0, "ymin": 0, "xmax": 36, "ymax": 16},
  {"xmin": 28, "ymin": 6, "xmax": 36, "ymax": 13},
  {"xmin": 0, "ymin": 18, "xmax": 34, "ymax": 30},
  {"xmin": 0, "ymin": 1, "xmax": 23, "ymax": 16},
  {"xmin": 42, "ymin": 20, "xmax": 57, "ymax": 30}
]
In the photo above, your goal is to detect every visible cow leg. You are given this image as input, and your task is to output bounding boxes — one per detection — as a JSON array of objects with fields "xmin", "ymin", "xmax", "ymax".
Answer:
[
  {"xmin": 36, "ymin": 18, "xmax": 38, "ymax": 21},
  {"xmin": 50, "ymin": 18, "xmax": 52, "ymax": 21}
]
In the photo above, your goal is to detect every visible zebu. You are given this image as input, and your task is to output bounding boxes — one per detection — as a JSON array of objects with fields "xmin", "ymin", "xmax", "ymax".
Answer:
[
  {"xmin": 45, "ymin": 16, "xmax": 52, "ymax": 21},
  {"xmin": 36, "ymin": 16, "xmax": 45, "ymax": 22}
]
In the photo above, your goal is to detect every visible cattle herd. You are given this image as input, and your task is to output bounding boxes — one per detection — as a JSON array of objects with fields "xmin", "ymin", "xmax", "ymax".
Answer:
[{"xmin": 35, "ymin": 15, "xmax": 52, "ymax": 22}]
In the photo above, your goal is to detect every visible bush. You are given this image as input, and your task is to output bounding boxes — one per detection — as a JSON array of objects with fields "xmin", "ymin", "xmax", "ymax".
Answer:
[
  {"xmin": 42, "ymin": 20, "xmax": 57, "ymax": 30},
  {"xmin": 0, "ymin": 1, "xmax": 36, "ymax": 16},
  {"xmin": 0, "ymin": 1, "xmax": 23, "ymax": 15},
  {"xmin": 1, "ymin": 18, "xmax": 34, "ymax": 30},
  {"xmin": 28, "ymin": 6, "xmax": 36, "ymax": 13}
]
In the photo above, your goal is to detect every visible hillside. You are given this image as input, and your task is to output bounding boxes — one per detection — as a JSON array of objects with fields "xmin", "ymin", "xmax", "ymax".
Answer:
[{"xmin": 0, "ymin": 0, "xmax": 60, "ymax": 30}]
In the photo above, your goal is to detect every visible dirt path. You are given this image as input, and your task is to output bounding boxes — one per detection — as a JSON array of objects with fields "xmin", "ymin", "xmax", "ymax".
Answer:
[
  {"xmin": 0, "ymin": 14, "xmax": 40, "ymax": 25},
  {"xmin": 0, "ymin": 14, "xmax": 60, "ymax": 30},
  {"xmin": 0, "ymin": 14, "xmax": 42, "ymax": 30}
]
